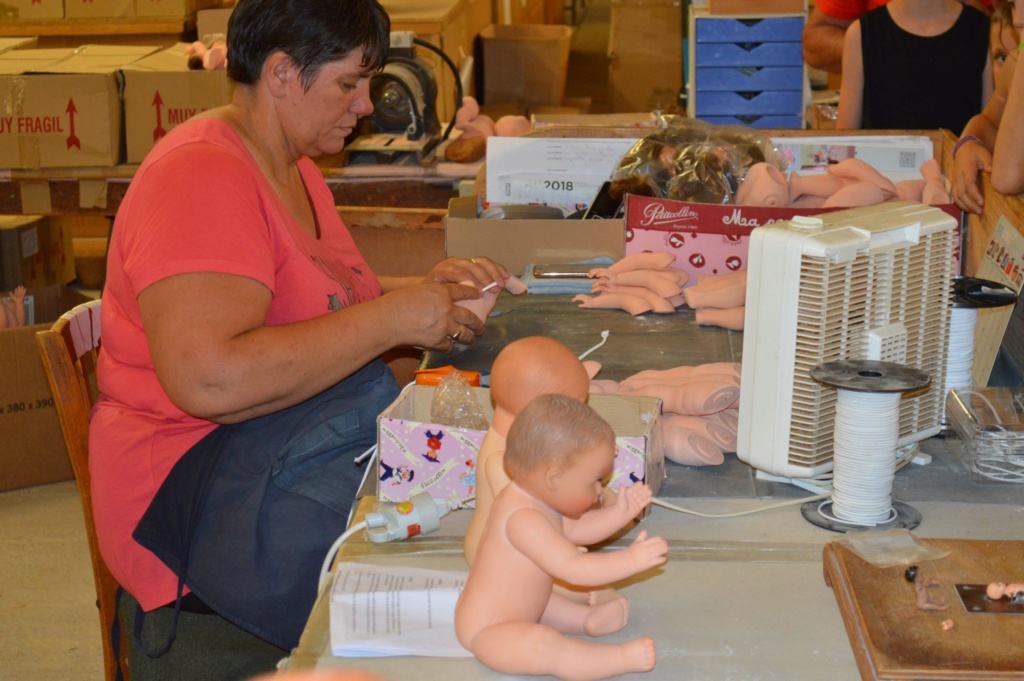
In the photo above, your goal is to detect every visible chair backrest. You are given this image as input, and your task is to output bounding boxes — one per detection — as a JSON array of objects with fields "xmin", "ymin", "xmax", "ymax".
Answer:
[{"xmin": 36, "ymin": 299, "xmax": 127, "ymax": 681}]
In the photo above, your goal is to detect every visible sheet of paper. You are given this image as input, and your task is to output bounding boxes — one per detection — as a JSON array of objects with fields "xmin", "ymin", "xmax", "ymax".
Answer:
[
  {"xmin": 973, "ymin": 216, "xmax": 1024, "ymax": 387},
  {"xmin": 485, "ymin": 136, "xmax": 639, "ymax": 211},
  {"xmin": 329, "ymin": 562, "xmax": 473, "ymax": 658}
]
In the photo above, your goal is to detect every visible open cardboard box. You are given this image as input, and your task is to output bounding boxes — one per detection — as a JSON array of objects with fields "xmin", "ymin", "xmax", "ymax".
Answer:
[
  {"xmin": 374, "ymin": 384, "xmax": 664, "ymax": 504},
  {"xmin": 0, "ymin": 285, "xmax": 94, "ymax": 492},
  {"xmin": 445, "ymin": 196, "xmax": 625, "ymax": 276}
]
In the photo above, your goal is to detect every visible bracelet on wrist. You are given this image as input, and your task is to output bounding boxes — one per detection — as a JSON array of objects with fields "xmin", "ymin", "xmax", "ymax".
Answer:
[{"xmin": 953, "ymin": 135, "xmax": 983, "ymax": 159}]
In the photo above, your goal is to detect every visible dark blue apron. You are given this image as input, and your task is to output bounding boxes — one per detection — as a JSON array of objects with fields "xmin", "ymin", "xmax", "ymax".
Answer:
[{"xmin": 132, "ymin": 359, "xmax": 399, "ymax": 651}]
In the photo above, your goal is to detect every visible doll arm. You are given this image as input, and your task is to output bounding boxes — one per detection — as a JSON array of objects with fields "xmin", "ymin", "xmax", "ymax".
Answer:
[
  {"xmin": 508, "ymin": 509, "xmax": 667, "ymax": 587},
  {"xmin": 563, "ymin": 483, "xmax": 653, "ymax": 546},
  {"xmin": 835, "ymin": 20, "xmax": 864, "ymax": 130}
]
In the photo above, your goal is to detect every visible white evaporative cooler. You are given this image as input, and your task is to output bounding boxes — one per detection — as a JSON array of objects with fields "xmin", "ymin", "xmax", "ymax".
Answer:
[{"xmin": 737, "ymin": 202, "xmax": 958, "ymax": 479}]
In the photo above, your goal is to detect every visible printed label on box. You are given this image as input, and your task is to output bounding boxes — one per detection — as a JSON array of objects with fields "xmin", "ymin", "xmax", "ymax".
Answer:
[{"xmin": 20, "ymin": 227, "xmax": 38, "ymax": 258}]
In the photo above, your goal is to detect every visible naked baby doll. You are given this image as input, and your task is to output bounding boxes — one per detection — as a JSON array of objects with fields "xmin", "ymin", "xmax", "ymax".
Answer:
[
  {"xmin": 464, "ymin": 336, "xmax": 593, "ymax": 566},
  {"xmin": 455, "ymin": 394, "xmax": 667, "ymax": 681}
]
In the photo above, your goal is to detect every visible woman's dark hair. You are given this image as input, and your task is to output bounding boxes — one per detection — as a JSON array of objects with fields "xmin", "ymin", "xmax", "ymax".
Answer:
[{"xmin": 227, "ymin": 0, "xmax": 390, "ymax": 90}]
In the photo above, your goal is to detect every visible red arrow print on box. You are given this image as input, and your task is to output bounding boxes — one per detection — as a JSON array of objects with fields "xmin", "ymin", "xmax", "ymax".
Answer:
[
  {"xmin": 66, "ymin": 98, "xmax": 81, "ymax": 150},
  {"xmin": 152, "ymin": 91, "xmax": 167, "ymax": 141}
]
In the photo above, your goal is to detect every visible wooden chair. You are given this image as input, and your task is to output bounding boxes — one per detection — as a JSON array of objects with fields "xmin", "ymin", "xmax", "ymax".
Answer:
[{"xmin": 36, "ymin": 299, "xmax": 129, "ymax": 681}]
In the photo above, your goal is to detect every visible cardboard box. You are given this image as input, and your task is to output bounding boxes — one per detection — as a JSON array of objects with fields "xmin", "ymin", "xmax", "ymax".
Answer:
[
  {"xmin": 445, "ymin": 196, "xmax": 625, "ymax": 276},
  {"xmin": 375, "ymin": 384, "xmax": 664, "ymax": 503},
  {"xmin": 608, "ymin": 0, "xmax": 682, "ymax": 113},
  {"xmin": 64, "ymin": 0, "xmax": 133, "ymax": 18},
  {"xmin": 197, "ymin": 6, "xmax": 233, "ymax": 38},
  {"xmin": 1, "ymin": 0, "xmax": 63, "ymax": 19},
  {"xmin": 122, "ymin": 43, "xmax": 234, "ymax": 163},
  {"xmin": 623, "ymin": 193, "xmax": 961, "ymax": 286},
  {"xmin": 0, "ymin": 37, "xmax": 38, "ymax": 53},
  {"xmin": 135, "ymin": 0, "xmax": 219, "ymax": 19},
  {"xmin": 703, "ymin": 0, "xmax": 806, "ymax": 15},
  {"xmin": 623, "ymin": 194, "xmax": 843, "ymax": 284},
  {"xmin": 0, "ymin": 45, "xmax": 158, "ymax": 169},
  {"xmin": 0, "ymin": 284, "xmax": 93, "ymax": 492},
  {"xmin": 481, "ymin": 23, "xmax": 572, "ymax": 107},
  {"xmin": 0, "ymin": 215, "xmax": 77, "ymax": 290}
]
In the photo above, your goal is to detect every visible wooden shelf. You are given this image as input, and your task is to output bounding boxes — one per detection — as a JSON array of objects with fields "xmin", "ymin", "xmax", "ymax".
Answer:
[{"xmin": 0, "ymin": 17, "xmax": 196, "ymax": 37}]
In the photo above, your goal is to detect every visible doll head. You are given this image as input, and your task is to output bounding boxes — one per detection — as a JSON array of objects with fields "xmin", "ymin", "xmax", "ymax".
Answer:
[
  {"xmin": 503, "ymin": 394, "xmax": 616, "ymax": 518},
  {"xmin": 489, "ymin": 336, "xmax": 591, "ymax": 436}
]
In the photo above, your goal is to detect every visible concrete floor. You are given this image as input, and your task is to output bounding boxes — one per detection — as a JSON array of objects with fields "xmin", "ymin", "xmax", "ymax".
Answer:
[
  {"xmin": 0, "ymin": 5, "xmax": 615, "ymax": 680},
  {"xmin": 0, "ymin": 482, "xmax": 103, "ymax": 680}
]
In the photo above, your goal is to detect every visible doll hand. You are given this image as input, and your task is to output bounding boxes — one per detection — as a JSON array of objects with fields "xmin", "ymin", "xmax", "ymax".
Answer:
[
  {"xmin": 626, "ymin": 529, "xmax": 668, "ymax": 572},
  {"xmin": 616, "ymin": 482, "xmax": 653, "ymax": 520},
  {"xmin": 424, "ymin": 257, "xmax": 509, "ymax": 291}
]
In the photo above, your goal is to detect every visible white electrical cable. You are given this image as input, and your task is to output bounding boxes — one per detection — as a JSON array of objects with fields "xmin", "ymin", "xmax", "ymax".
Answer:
[
  {"xmin": 958, "ymin": 390, "xmax": 1024, "ymax": 483},
  {"xmin": 318, "ymin": 521, "xmax": 368, "ymax": 591},
  {"xmin": 578, "ymin": 330, "xmax": 610, "ymax": 361},
  {"xmin": 652, "ymin": 492, "xmax": 831, "ymax": 518},
  {"xmin": 945, "ymin": 306, "xmax": 977, "ymax": 397},
  {"xmin": 821, "ymin": 389, "xmax": 901, "ymax": 526}
]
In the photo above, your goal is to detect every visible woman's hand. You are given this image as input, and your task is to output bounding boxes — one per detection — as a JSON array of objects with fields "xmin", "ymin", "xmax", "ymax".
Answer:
[
  {"xmin": 381, "ymin": 281, "xmax": 487, "ymax": 353},
  {"xmin": 951, "ymin": 140, "xmax": 992, "ymax": 214},
  {"xmin": 422, "ymin": 256, "xmax": 509, "ymax": 291}
]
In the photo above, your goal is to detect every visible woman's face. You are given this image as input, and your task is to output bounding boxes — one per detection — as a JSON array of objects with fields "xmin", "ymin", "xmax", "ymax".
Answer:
[
  {"xmin": 992, "ymin": 23, "xmax": 1017, "ymax": 87},
  {"xmin": 283, "ymin": 50, "xmax": 375, "ymax": 158}
]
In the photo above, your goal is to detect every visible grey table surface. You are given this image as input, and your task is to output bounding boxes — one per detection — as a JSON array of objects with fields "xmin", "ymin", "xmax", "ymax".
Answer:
[{"xmin": 284, "ymin": 293, "xmax": 1023, "ymax": 680}]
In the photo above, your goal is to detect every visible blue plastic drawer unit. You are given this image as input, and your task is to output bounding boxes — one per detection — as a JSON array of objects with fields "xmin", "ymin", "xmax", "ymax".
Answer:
[{"xmin": 688, "ymin": 14, "xmax": 806, "ymax": 129}]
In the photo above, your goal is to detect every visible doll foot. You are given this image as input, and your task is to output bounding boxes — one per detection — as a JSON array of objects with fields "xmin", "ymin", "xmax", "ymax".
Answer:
[
  {"xmin": 620, "ymin": 637, "xmax": 657, "ymax": 674},
  {"xmin": 583, "ymin": 595, "xmax": 629, "ymax": 637}
]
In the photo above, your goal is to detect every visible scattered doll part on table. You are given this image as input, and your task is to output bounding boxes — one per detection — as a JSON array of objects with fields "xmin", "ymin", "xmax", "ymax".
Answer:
[{"xmin": 455, "ymin": 394, "xmax": 667, "ymax": 681}]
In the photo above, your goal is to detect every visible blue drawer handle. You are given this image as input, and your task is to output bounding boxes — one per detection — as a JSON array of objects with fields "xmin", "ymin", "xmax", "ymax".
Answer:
[
  {"xmin": 738, "ymin": 19, "xmax": 764, "ymax": 27},
  {"xmin": 737, "ymin": 42, "xmax": 763, "ymax": 52},
  {"xmin": 736, "ymin": 91, "xmax": 763, "ymax": 100}
]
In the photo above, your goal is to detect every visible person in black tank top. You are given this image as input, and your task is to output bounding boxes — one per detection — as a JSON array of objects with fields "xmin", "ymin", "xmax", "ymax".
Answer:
[{"xmin": 837, "ymin": 0, "xmax": 992, "ymax": 132}]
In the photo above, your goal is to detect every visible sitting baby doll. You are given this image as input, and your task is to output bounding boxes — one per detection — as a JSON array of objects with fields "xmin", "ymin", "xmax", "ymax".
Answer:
[{"xmin": 455, "ymin": 394, "xmax": 667, "ymax": 681}]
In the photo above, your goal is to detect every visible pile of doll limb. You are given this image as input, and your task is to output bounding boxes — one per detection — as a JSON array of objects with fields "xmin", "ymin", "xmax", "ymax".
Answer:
[
  {"xmin": 739, "ymin": 157, "xmax": 952, "ymax": 209},
  {"xmin": 683, "ymin": 271, "xmax": 746, "ymax": 331},
  {"xmin": 185, "ymin": 34, "xmax": 227, "ymax": 71},
  {"xmin": 589, "ymin": 361, "xmax": 742, "ymax": 466},
  {"xmin": 609, "ymin": 115, "xmax": 787, "ymax": 205},
  {"xmin": 443, "ymin": 96, "xmax": 534, "ymax": 164},
  {"xmin": 0, "ymin": 286, "xmax": 26, "ymax": 330},
  {"xmin": 572, "ymin": 252, "xmax": 689, "ymax": 315}
]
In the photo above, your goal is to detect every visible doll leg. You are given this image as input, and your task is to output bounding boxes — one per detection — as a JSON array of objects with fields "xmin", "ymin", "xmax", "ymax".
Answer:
[
  {"xmin": 10, "ymin": 286, "xmax": 26, "ymax": 327},
  {"xmin": 469, "ymin": 621, "xmax": 656, "ymax": 681},
  {"xmin": 554, "ymin": 581, "xmax": 622, "ymax": 605},
  {"xmin": 541, "ymin": 589, "xmax": 628, "ymax": 637}
]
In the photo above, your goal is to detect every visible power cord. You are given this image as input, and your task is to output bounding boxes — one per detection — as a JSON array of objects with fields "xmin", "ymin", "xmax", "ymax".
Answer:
[{"xmin": 318, "ymin": 492, "xmax": 475, "ymax": 591}]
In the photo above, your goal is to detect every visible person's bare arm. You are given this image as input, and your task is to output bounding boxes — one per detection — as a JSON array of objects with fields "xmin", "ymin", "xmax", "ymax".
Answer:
[
  {"xmin": 139, "ymin": 271, "xmax": 485, "ymax": 424},
  {"xmin": 803, "ymin": 7, "xmax": 853, "ymax": 74},
  {"xmin": 835, "ymin": 20, "xmax": 864, "ymax": 129},
  {"xmin": 952, "ymin": 55, "xmax": 1006, "ymax": 213},
  {"xmin": 992, "ymin": 47, "xmax": 1024, "ymax": 195}
]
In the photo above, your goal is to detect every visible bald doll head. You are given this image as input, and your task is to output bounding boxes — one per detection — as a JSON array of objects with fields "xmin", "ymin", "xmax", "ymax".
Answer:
[{"xmin": 490, "ymin": 336, "xmax": 591, "ymax": 436}]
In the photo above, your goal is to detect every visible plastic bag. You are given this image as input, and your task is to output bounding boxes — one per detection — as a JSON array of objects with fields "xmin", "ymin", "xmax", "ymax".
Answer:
[
  {"xmin": 834, "ymin": 529, "xmax": 951, "ymax": 569},
  {"xmin": 430, "ymin": 368, "xmax": 490, "ymax": 430},
  {"xmin": 609, "ymin": 115, "xmax": 786, "ymax": 205}
]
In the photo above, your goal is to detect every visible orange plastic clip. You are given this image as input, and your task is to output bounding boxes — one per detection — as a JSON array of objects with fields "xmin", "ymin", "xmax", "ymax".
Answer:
[{"xmin": 414, "ymin": 365, "xmax": 482, "ymax": 387}]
